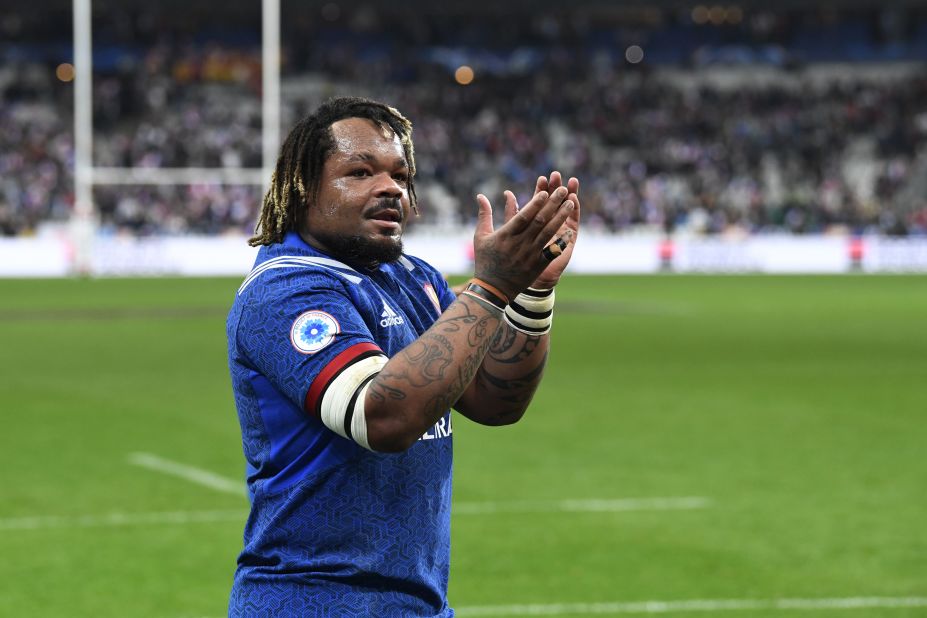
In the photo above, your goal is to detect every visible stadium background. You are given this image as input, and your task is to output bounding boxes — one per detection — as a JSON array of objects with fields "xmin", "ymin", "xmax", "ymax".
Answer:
[{"xmin": 1, "ymin": 1, "xmax": 926, "ymax": 617}]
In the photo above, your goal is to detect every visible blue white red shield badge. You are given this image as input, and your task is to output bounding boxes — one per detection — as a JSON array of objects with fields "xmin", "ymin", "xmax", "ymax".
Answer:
[{"xmin": 290, "ymin": 310, "xmax": 340, "ymax": 354}]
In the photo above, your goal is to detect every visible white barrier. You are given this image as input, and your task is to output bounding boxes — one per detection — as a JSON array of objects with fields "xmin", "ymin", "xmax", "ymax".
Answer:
[
  {"xmin": 0, "ymin": 236, "xmax": 72, "ymax": 277},
  {"xmin": 1, "ymin": 233, "xmax": 926, "ymax": 277}
]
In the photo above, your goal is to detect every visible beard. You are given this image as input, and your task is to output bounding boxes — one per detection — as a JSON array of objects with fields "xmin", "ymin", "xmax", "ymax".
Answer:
[{"xmin": 313, "ymin": 229, "xmax": 404, "ymax": 270}]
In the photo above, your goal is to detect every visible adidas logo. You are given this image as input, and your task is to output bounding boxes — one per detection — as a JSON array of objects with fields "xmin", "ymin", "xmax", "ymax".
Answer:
[{"xmin": 380, "ymin": 302, "xmax": 405, "ymax": 328}]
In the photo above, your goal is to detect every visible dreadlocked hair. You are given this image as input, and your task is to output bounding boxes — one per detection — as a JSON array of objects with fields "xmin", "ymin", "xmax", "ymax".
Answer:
[{"xmin": 249, "ymin": 96, "xmax": 418, "ymax": 246}]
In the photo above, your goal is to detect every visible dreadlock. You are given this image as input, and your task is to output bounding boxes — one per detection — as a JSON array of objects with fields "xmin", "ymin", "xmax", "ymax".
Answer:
[{"xmin": 250, "ymin": 96, "xmax": 418, "ymax": 246}]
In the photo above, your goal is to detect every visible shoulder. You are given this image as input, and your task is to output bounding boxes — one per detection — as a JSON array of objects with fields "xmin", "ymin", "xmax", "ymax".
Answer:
[
  {"xmin": 238, "ymin": 251, "xmax": 365, "ymax": 301},
  {"xmin": 385, "ymin": 254, "xmax": 455, "ymax": 313},
  {"xmin": 231, "ymin": 249, "xmax": 372, "ymax": 341},
  {"xmin": 394, "ymin": 254, "xmax": 445, "ymax": 284}
]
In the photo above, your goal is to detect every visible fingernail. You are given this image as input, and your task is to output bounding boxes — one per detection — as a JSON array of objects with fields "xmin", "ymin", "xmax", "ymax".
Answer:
[{"xmin": 563, "ymin": 200, "xmax": 574, "ymax": 210}]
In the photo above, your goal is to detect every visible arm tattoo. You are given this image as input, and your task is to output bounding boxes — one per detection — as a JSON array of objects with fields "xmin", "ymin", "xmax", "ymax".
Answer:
[
  {"xmin": 368, "ymin": 381, "xmax": 407, "ymax": 403},
  {"xmin": 399, "ymin": 335, "xmax": 453, "ymax": 385},
  {"xmin": 489, "ymin": 328, "xmax": 540, "ymax": 364},
  {"xmin": 468, "ymin": 314, "xmax": 498, "ymax": 347},
  {"xmin": 432, "ymin": 308, "xmax": 477, "ymax": 333},
  {"xmin": 371, "ymin": 294, "xmax": 501, "ymax": 425},
  {"xmin": 427, "ymin": 329, "xmax": 495, "ymax": 417},
  {"xmin": 490, "ymin": 327, "xmax": 517, "ymax": 355},
  {"xmin": 477, "ymin": 353, "xmax": 548, "ymax": 392}
]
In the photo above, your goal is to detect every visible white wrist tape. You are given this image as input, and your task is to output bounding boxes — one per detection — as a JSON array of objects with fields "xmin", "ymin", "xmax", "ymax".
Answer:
[{"xmin": 504, "ymin": 287, "xmax": 554, "ymax": 335}]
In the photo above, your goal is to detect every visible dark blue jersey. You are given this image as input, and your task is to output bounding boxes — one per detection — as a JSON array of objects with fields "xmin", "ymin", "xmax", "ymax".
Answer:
[{"xmin": 227, "ymin": 232, "xmax": 458, "ymax": 617}]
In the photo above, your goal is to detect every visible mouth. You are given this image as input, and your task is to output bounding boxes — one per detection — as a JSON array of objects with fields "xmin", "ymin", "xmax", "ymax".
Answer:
[
  {"xmin": 369, "ymin": 209, "xmax": 402, "ymax": 223},
  {"xmin": 367, "ymin": 208, "xmax": 403, "ymax": 232}
]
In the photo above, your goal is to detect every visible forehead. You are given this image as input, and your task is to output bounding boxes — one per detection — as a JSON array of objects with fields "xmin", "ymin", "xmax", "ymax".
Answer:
[{"xmin": 328, "ymin": 117, "xmax": 406, "ymax": 164}]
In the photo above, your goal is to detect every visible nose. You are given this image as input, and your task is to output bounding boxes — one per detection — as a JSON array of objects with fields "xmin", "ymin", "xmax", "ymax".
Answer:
[{"xmin": 374, "ymin": 173, "xmax": 404, "ymax": 199}]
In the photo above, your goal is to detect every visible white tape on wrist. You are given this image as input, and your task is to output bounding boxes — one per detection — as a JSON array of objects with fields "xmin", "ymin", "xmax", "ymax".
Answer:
[{"xmin": 504, "ymin": 287, "xmax": 555, "ymax": 335}]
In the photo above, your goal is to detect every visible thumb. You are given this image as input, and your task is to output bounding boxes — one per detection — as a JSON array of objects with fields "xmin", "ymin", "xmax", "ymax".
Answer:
[
  {"xmin": 475, "ymin": 194, "xmax": 495, "ymax": 238},
  {"xmin": 503, "ymin": 190, "xmax": 519, "ymax": 223}
]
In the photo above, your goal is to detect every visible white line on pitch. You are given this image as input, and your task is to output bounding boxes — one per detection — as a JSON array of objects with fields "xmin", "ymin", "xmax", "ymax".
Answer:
[
  {"xmin": 0, "ymin": 509, "xmax": 247, "ymax": 531},
  {"xmin": 129, "ymin": 451, "xmax": 708, "ymax": 515},
  {"xmin": 127, "ymin": 452, "xmax": 247, "ymax": 496},
  {"xmin": 454, "ymin": 597, "xmax": 927, "ymax": 616},
  {"xmin": 0, "ymin": 497, "xmax": 707, "ymax": 531},
  {"xmin": 178, "ymin": 597, "xmax": 927, "ymax": 618},
  {"xmin": 453, "ymin": 497, "xmax": 711, "ymax": 515},
  {"xmin": 0, "ymin": 497, "xmax": 708, "ymax": 531}
]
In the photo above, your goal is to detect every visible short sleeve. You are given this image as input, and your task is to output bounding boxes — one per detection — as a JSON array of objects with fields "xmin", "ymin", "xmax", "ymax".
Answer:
[{"xmin": 235, "ymin": 270, "xmax": 384, "ymax": 417}]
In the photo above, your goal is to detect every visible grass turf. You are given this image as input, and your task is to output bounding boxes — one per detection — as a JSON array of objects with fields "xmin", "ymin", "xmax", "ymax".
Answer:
[{"xmin": 0, "ymin": 275, "xmax": 924, "ymax": 617}]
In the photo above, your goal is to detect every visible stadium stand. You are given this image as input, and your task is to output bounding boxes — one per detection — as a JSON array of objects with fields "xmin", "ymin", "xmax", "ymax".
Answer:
[{"xmin": 2, "ymin": 3, "xmax": 927, "ymax": 237}]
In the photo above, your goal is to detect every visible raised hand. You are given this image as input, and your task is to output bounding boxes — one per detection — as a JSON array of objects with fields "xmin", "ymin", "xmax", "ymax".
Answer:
[{"xmin": 471, "ymin": 183, "xmax": 575, "ymax": 300}]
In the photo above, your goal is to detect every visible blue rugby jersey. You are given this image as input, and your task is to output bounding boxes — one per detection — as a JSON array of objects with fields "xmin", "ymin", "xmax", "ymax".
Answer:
[{"xmin": 227, "ymin": 232, "xmax": 458, "ymax": 617}]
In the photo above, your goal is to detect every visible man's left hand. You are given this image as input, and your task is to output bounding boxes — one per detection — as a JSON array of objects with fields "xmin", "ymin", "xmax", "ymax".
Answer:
[{"xmin": 523, "ymin": 171, "xmax": 580, "ymax": 289}]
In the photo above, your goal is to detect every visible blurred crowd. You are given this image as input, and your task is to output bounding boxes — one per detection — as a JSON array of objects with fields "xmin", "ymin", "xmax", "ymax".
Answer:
[{"xmin": 2, "ymin": 3, "xmax": 927, "ymax": 237}]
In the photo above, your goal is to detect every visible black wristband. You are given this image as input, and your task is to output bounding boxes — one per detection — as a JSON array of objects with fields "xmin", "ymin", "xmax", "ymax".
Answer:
[{"xmin": 465, "ymin": 282, "xmax": 507, "ymax": 311}]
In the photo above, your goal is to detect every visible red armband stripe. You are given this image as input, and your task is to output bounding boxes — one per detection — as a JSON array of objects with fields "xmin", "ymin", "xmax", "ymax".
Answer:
[{"xmin": 304, "ymin": 342, "xmax": 383, "ymax": 417}]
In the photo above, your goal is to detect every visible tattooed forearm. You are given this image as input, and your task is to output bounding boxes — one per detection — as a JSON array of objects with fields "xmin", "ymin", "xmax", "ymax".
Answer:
[
  {"xmin": 477, "ymin": 353, "xmax": 548, "ymax": 392},
  {"xmin": 455, "ymin": 323, "xmax": 551, "ymax": 425},
  {"xmin": 398, "ymin": 335, "xmax": 454, "ymax": 385},
  {"xmin": 368, "ymin": 381, "xmax": 407, "ymax": 403},
  {"xmin": 475, "ymin": 367, "xmax": 534, "ymax": 403},
  {"xmin": 366, "ymin": 293, "xmax": 503, "ymax": 446},
  {"xmin": 489, "ymin": 327, "xmax": 516, "ymax": 356},
  {"xmin": 488, "ymin": 328, "xmax": 540, "ymax": 364},
  {"xmin": 468, "ymin": 314, "xmax": 498, "ymax": 347},
  {"xmin": 427, "ymin": 349, "xmax": 486, "ymax": 418},
  {"xmin": 432, "ymin": 307, "xmax": 478, "ymax": 333}
]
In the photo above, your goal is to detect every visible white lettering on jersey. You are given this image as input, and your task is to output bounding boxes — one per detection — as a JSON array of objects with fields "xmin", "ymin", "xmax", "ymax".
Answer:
[
  {"xmin": 419, "ymin": 414, "xmax": 453, "ymax": 441},
  {"xmin": 380, "ymin": 301, "xmax": 405, "ymax": 328}
]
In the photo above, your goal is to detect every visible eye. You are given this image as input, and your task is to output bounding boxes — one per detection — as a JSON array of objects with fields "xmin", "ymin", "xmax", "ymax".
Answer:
[
  {"xmin": 392, "ymin": 172, "xmax": 409, "ymax": 184},
  {"xmin": 349, "ymin": 168, "xmax": 371, "ymax": 177}
]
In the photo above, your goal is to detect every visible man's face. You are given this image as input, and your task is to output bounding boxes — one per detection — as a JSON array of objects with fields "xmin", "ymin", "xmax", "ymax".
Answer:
[{"xmin": 301, "ymin": 117, "xmax": 412, "ymax": 269}]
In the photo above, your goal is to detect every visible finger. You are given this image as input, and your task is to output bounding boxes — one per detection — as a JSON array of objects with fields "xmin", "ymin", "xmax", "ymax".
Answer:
[
  {"xmin": 503, "ymin": 190, "xmax": 519, "ymax": 223},
  {"xmin": 567, "ymin": 176, "xmax": 579, "ymax": 196},
  {"xmin": 534, "ymin": 175, "xmax": 548, "ymax": 196},
  {"xmin": 540, "ymin": 228, "xmax": 576, "ymax": 263},
  {"xmin": 475, "ymin": 194, "xmax": 495, "ymax": 238},
  {"xmin": 525, "ymin": 186, "xmax": 571, "ymax": 241},
  {"xmin": 547, "ymin": 171, "xmax": 562, "ymax": 192},
  {"xmin": 535, "ymin": 197, "xmax": 576, "ymax": 248},
  {"xmin": 541, "ymin": 235, "xmax": 568, "ymax": 262},
  {"xmin": 507, "ymin": 185, "xmax": 570, "ymax": 237},
  {"xmin": 565, "ymin": 191, "xmax": 581, "ymax": 231},
  {"xmin": 543, "ymin": 189, "xmax": 581, "ymax": 238},
  {"xmin": 504, "ymin": 189, "xmax": 550, "ymax": 234}
]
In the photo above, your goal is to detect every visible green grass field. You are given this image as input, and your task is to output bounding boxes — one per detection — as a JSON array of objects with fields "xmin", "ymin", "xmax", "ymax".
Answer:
[{"xmin": 1, "ymin": 275, "xmax": 925, "ymax": 618}]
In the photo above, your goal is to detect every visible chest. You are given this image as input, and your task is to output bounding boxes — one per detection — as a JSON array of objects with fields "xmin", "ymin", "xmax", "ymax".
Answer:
[{"xmin": 358, "ymin": 271, "xmax": 442, "ymax": 355}]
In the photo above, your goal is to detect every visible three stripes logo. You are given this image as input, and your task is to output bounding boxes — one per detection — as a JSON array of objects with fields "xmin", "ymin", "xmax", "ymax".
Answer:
[{"xmin": 380, "ymin": 301, "xmax": 405, "ymax": 328}]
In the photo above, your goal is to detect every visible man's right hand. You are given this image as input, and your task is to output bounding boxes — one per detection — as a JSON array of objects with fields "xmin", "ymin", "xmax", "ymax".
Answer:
[{"xmin": 472, "ymin": 184, "xmax": 575, "ymax": 300}]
